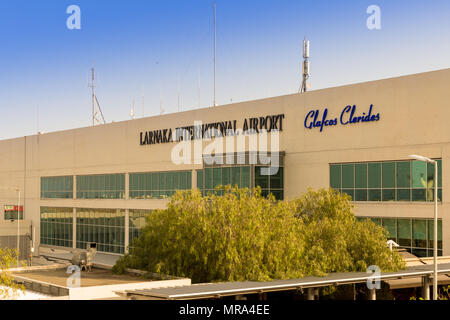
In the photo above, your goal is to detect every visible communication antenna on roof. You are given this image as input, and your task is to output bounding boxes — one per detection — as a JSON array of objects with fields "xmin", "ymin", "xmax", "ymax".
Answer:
[
  {"xmin": 89, "ymin": 67, "xmax": 106, "ymax": 125},
  {"xmin": 160, "ymin": 90, "xmax": 165, "ymax": 115},
  {"xmin": 130, "ymin": 99, "xmax": 135, "ymax": 120},
  {"xmin": 299, "ymin": 38, "xmax": 310, "ymax": 93},
  {"xmin": 213, "ymin": 2, "xmax": 217, "ymax": 107},
  {"xmin": 197, "ymin": 69, "xmax": 201, "ymax": 108},
  {"xmin": 141, "ymin": 86, "xmax": 145, "ymax": 118},
  {"xmin": 177, "ymin": 75, "xmax": 181, "ymax": 112}
]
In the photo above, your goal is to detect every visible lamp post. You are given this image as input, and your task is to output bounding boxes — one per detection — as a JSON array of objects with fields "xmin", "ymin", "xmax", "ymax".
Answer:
[
  {"xmin": 16, "ymin": 187, "xmax": 20, "ymax": 268},
  {"xmin": 409, "ymin": 155, "xmax": 438, "ymax": 300}
]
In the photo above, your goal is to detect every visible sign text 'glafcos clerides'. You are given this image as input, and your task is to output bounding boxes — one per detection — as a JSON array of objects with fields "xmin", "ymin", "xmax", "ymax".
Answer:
[{"xmin": 304, "ymin": 104, "xmax": 380, "ymax": 132}]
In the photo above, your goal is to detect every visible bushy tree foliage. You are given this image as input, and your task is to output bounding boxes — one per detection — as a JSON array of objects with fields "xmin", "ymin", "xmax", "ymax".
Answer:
[
  {"xmin": 292, "ymin": 188, "xmax": 405, "ymax": 275},
  {"xmin": 0, "ymin": 248, "xmax": 24, "ymax": 299},
  {"xmin": 114, "ymin": 187, "xmax": 405, "ymax": 283}
]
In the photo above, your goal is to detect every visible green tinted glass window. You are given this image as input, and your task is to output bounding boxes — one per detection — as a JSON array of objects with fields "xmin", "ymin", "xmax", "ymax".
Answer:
[
  {"xmin": 382, "ymin": 189, "xmax": 395, "ymax": 201},
  {"xmin": 383, "ymin": 219, "xmax": 397, "ymax": 240},
  {"xmin": 412, "ymin": 189, "xmax": 426, "ymax": 201},
  {"xmin": 231, "ymin": 167, "xmax": 240, "ymax": 187},
  {"xmin": 413, "ymin": 220, "xmax": 427, "ymax": 248},
  {"xmin": 77, "ymin": 174, "xmax": 125, "ymax": 199},
  {"xmin": 205, "ymin": 168, "xmax": 213, "ymax": 189},
  {"xmin": 330, "ymin": 165, "xmax": 341, "ymax": 189},
  {"xmin": 382, "ymin": 162, "xmax": 395, "ymax": 188},
  {"xmin": 342, "ymin": 164, "xmax": 354, "ymax": 188},
  {"xmin": 355, "ymin": 189, "xmax": 367, "ymax": 201},
  {"xmin": 397, "ymin": 189, "xmax": 411, "ymax": 201},
  {"xmin": 368, "ymin": 189, "xmax": 381, "ymax": 201},
  {"xmin": 412, "ymin": 161, "xmax": 427, "ymax": 188},
  {"xmin": 398, "ymin": 219, "xmax": 412, "ymax": 247},
  {"xmin": 438, "ymin": 160, "xmax": 442, "ymax": 188},
  {"xmin": 213, "ymin": 168, "xmax": 222, "ymax": 187},
  {"xmin": 241, "ymin": 167, "xmax": 250, "ymax": 188},
  {"xmin": 355, "ymin": 163, "xmax": 367, "ymax": 189},
  {"xmin": 255, "ymin": 167, "xmax": 269, "ymax": 189},
  {"xmin": 270, "ymin": 167, "xmax": 283, "ymax": 189},
  {"xmin": 222, "ymin": 168, "xmax": 231, "ymax": 186},
  {"xmin": 396, "ymin": 162, "xmax": 411, "ymax": 188},
  {"xmin": 41, "ymin": 176, "xmax": 73, "ymax": 199},
  {"xmin": 368, "ymin": 163, "xmax": 381, "ymax": 188}
]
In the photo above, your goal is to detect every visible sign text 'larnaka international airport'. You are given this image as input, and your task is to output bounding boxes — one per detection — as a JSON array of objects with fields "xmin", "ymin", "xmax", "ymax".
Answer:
[{"xmin": 0, "ymin": 68, "xmax": 448, "ymax": 258}]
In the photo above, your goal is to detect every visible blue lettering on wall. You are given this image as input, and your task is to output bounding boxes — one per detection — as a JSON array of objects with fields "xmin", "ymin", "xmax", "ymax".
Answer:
[{"xmin": 305, "ymin": 104, "xmax": 380, "ymax": 132}]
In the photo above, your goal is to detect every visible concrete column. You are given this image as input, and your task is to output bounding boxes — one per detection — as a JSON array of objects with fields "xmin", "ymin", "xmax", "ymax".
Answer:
[
  {"xmin": 422, "ymin": 276, "xmax": 431, "ymax": 300},
  {"xmin": 369, "ymin": 288, "xmax": 376, "ymax": 300},
  {"xmin": 73, "ymin": 175, "xmax": 77, "ymax": 200},
  {"xmin": 192, "ymin": 170, "xmax": 197, "ymax": 190},
  {"xmin": 124, "ymin": 209, "xmax": 130, "ymax": 254},
  {"xmin": 306, "ymin": 288, "xmax": 314, "ymax": 300},
  {"xmin": 72, "ymin": 208, "xmax": 76, "ymax": 249},
  {"xmin": 125, "ymin": 173, "xmax": 130, "ymax": 200}
]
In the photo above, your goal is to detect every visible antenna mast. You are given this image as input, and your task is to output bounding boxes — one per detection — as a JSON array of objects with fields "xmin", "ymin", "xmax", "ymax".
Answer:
[
  {"xmin": 213, "ymin": 2, "xmax": 217, "ymax": 107},
  {"xmin": 299, "ymin": 38, "xmax": 310, "ymax": 93},
  {"xmin": 89, "ymin": 67, "xmax": 106, "ymax": 125},
  {"xmin": 90, "ymin": 68, "xmax": 95, "ymax": 125}
]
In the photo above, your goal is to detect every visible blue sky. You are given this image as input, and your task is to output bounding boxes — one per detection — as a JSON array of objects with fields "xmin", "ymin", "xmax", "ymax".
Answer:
[{"xmin": 0, "ymin": 0, "xmax": 449, "ymax": 139}]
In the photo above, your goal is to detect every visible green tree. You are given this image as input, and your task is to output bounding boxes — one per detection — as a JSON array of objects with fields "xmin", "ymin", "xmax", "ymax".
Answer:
[
  {"xmin": 0, "ymin": 248, "xmax": 25, "ymax": 299},
  {"xmin": 292, "ymin": 188, "xmax": 405, "ymax": 276},
  {"xmin": 114, "ymin": 187, "xmax": 405, "ymax": 283}
]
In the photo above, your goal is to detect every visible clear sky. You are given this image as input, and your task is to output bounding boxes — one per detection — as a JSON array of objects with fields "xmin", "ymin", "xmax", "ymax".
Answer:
[{"xmin": 0, "ymin": 0, "xmax": 449, "ymax": 139}]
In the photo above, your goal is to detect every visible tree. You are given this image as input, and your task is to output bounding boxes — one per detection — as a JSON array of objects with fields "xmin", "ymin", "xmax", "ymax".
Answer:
[
  {"xmin": 114, "ymin": 187, "xmax": 405, "ymax": 283},
  {"xmin": 0, "ymin": 248, "xmax": 24, "ymax": 299},
  {"xmin": 292, "ymin": 188, "xmax": 405, "ymax": 276}
]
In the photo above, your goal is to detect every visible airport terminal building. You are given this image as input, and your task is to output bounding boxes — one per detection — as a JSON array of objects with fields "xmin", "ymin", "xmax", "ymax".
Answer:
[{"xmin": 0, "ymin": 68, "xmax": 448, "ymax": 258}]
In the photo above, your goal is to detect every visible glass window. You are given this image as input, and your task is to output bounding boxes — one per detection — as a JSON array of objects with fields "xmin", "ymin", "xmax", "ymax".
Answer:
[
  {"xmin": 255, "ymin": 167, "xmax": 269, "ymax": 189},
  {"xmin": 382, "ymin": 219, "xmax": 397, "ymax": 240},
  {"xmin": 396, "ymin": 162, "xmax": 411, "ymax": 188},
  {"xmin": 270, "ymin": 167, "xmax": 283, "ymax": 189},
  {"xmin": 222, "ymin": 167, "xmax": 231, "ymax": 186},
  {"xmin": 398, "ymin": 219, "xmax": 412, "ymax": 247},
  {"xmin": 342, "ymin": 164, "xmax": 354, "ymax": 189},
  {"xmin": 382, "ymin": 162, "xmax": 395, "ymax": 188},
  {"xmin": 412, "ymin": 161, "xmax": 427, "ymax": 188},
  {"xmin": 355, "ymin": 163, "xmax": 367, "ymax": 189},
  {"xmin": 382, "ymin": 189, "xmax": 395, "ymax": 201},
  {"xmin": 41, "ymin": 176, "xmax": 74, "ymax": 199},
  {"xmin": 428, "ymin": 220, "xmax": 443, "ymax": 249},
  {"xmin": 330, "ymin": 165, "xmax": 341, "ymax": 189},
  {"xmin": 412, "ymin": 189, "xmax": 426, "ymax": 202},
  {"xmin": 205, "ymin": 168, "xmax": 213, "ymax": 190},
  {"xmin": 241, "ymin": 167, "xmax": 250, "ymax": 188},
  {"xmin": 413, "ymin": 220, "xmax": 427, "ymax": 248},
  {"xmin": 438, "ymin": 160, "xmax": 442, "ymax": 188},
  {"xmin": 213, "ymin": 168, "xmax": 222, "ymax": 187},
  {"xmin": 197, "ymin": 170, "xmax": 203, "ymax": 190},
  {"xmin": 355, "ymin": 189, "xmax": 367, "ymax": 201},
  {"xmin": 397, "ymin": 189, "xmax": 411, "ymax": 201},
  {"xmin": 231, "ymin": 167, "xmax": 240, "ymax": 187},
  {"xmin": 368, "ymin": 189, "xmax": 381, "ymax": 201},
  {"xmin": 368, "ymin": 163, "xmax": 381, "ymax": 188}
]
